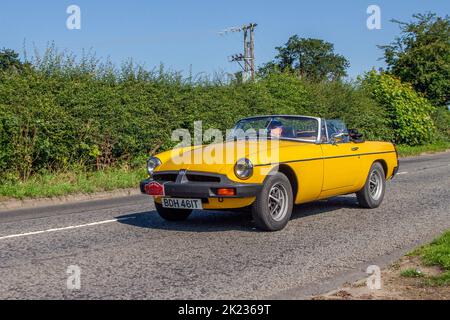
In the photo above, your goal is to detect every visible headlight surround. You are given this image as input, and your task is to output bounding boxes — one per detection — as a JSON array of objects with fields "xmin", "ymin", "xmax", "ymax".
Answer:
[
  {"xmin": 234, "ymin": 158, "xmax": 253, "ymax": 180},
  {"xmin": 147, "ymin": 157, "xmax": 162, "ymax": 176}
]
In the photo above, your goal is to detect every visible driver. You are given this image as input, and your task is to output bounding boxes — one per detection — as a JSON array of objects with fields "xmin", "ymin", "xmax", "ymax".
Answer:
[{"xmin": 268, "ymin": 120, "xmax": 284, "ymax": 138}]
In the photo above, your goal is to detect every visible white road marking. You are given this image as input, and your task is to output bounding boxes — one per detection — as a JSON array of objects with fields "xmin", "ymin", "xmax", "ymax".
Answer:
[
  {"xmin": 397, "ymin": 172, "xmax": 408, "ymax": 175},
  {"xmin": 0, "ymin": 217, "xmax": 136, "ymax": 241}
]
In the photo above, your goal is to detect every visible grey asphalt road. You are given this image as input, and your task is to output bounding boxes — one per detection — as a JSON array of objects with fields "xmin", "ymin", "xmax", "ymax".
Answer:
[{"xmin": 0, "ymin": 152, "xmax": 449, "ymax": 299}]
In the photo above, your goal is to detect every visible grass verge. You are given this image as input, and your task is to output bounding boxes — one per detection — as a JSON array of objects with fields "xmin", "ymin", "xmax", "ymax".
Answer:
[
  {"xmin": 409, "ymin": 230, "xmax": 450, "ymax": 286},
  {"xmin": 396, "ymin": 140, "xmax": 450, "ymax": 157},
  {"xmin": 0, "ymin": 167, "xmax": 146, "ymax": 200},
  {"xmin": 315, "ymin": 230, "xmax": 450, "ymax": 300},
  {"xmin": 400, "ymin": 268, "xmax": 424, "ymax": 278}
]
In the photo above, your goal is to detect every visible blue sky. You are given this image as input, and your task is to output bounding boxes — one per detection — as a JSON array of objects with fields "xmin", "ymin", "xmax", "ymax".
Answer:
[{"xmin": 0, "ymin": 0, "xmax": 448, "ymax": 79}]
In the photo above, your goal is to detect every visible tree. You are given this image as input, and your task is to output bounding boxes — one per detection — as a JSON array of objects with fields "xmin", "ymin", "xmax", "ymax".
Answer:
[
  {"xmin": 379, "ymin": 13, "xmax": 450, "ymax": 107},
  {"xmin": 259, "ymin": 36, "xmax": 350, "ymax": 82},
  {"xmin": 0, "ymin": 48, "xmax": 24, "ymax": 72}
]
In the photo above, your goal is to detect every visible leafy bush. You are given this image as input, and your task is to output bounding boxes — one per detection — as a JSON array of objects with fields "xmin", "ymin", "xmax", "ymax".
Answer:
[{"xmin": 362, "ymin": 71, "xmax": 436, "ymax": 145}]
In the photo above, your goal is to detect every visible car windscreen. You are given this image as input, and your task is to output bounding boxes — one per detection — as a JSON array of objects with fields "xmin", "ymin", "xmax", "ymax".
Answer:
[{"xmin": 229, "ymin": 116, "xmax": 319, "ymax": 142}]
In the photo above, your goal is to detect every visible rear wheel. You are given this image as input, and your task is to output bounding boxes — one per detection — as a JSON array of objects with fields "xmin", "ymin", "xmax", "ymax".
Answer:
[
  {"xmin": 356, "ymin": 162, "xmax": 386, "ymax": 208},
  {"xmin": 252, "ymin": 172, "xmax": 294, "ymax": 231},
  {"xmin": 155, "ymin": 203, "xmax": 192, "ymax": 221}
]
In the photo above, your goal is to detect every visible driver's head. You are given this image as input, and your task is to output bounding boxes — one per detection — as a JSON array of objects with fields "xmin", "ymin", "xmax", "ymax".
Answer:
[{"xmin": 269, "ymin": 120, "xmax": 283, "ymax": 138}]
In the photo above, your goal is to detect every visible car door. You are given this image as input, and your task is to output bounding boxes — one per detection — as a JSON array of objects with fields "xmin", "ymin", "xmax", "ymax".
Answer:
[{"xmin": 320, "ymin": 120, "xmax": 361, "ymax": 192}]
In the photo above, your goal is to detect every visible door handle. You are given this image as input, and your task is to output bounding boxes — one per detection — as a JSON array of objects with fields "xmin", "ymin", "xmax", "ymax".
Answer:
[{"xmin": 352, "ymin": 147, "xmax": 359, "ymax": 151}]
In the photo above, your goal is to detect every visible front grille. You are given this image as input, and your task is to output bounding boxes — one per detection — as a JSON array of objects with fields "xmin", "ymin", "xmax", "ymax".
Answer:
[
  {"xmin": 153, "ymin": 173, "xmax": 177, "ymax": 182},
  {"xmin": 153, "ymin": 171, "xmax": 222, "ymax": 184},
  {"xmin": 186, "ymin": 174, "xmax": 221, "ymax": 183}
]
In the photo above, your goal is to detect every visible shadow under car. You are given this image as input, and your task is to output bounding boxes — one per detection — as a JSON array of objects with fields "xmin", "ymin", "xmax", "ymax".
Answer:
[{"xmin": 116, "ymin": 195, "xmax": 360, "ymax": 233}]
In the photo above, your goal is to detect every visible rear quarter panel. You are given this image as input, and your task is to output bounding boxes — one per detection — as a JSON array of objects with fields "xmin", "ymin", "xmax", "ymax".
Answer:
[{"xmin": 354, "ymin": 141, "xmax": 398, "ymax": 190}]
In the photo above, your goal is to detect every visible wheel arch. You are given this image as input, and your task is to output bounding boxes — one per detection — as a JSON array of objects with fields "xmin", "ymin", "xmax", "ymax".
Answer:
[
  {"xmin": 373, "ymin": 159, "xmax": 388, "ymax": 178},
  {"xmin": 265, "ymin": 164, "xmax": 299, "ymax": 200}
]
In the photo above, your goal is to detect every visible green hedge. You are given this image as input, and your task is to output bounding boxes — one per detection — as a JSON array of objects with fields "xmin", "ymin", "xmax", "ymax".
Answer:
[
  {"xmin": 362, "ymin": 71, "xmax": 436, "ymax": 145},
  {"xmin": 0, "ymin": 63, "xmax": 445, "ymax": 182}
]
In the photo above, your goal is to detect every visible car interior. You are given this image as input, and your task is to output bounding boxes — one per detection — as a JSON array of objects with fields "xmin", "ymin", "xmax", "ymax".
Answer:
[{"xmin": 268, "ymin": 119, "xmax": 318, "ymax": 141}]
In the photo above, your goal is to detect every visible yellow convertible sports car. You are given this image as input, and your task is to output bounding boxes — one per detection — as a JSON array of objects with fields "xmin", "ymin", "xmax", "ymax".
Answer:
[{"xmin": 140, "ymin": 115, "xmax": 399, "ymax": 231}]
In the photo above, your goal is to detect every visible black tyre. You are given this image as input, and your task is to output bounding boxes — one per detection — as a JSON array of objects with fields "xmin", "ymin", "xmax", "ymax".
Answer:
[
  {"xmin": 252, "ymin": 172, "xmax": 294, "ymax": 231},
  {"xmin": 356, "ymin": 162, "xmax": 386, "ymax": 209},
  {"xmin": 155, "ymin": 203, "xmax": 192, "ymax": 221}
]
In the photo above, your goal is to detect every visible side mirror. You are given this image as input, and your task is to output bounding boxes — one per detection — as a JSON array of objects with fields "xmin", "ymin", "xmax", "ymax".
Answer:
[
  {"xmin": 349, "ymin": 129, "xmax": 365, "ymax": 142},
  {"xmin": 330, "ymin": 132, "xmax": 347, "ymax": 145}
]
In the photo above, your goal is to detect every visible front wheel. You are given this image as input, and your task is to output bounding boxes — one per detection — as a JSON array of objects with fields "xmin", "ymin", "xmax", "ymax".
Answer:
[
  {"xmin": 155, "ymin": 203, "xmax": 193, "ymax": 221},
  {"xmin": 252, "ymin": 172, "xmax": 294, "ymax": 231},
  {"xmin": 356, "ymin": 162, "xmax": 386, "ymax": 209}
]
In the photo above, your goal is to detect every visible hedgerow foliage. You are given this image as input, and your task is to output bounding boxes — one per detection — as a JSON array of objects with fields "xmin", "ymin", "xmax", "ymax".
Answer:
[
  {"xmin": 0, "ymin": 48, "xmax": 443, "ymax": 182},
  {"xmin": 362, "ymin": 71, "xmax": 436, "ymax": 145}
]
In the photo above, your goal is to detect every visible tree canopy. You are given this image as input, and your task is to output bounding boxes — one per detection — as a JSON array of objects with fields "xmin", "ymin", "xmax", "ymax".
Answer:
[
  {"xmin": 379, "ymin": 13, "xmax": 450, "ymax": 107},
  {"xmin": 259, "ymin": 36, "xmax": 350, "ymax": 82},
  {"xmin": 0, "ymin": 48, "xmax": 24, "ymax": 72}
]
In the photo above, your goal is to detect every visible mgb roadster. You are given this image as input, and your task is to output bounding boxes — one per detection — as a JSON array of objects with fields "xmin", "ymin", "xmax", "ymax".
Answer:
[{"xmin": 141, "ymin": 115, "xmax": 399, "ymax": 231}]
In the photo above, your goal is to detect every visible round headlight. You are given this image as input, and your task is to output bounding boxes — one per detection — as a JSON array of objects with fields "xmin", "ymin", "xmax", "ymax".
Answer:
[
  {"xmin": 234, "ymin": 158, "xmax": 253, "ymax": 180},
  {"xmin": 147, "ymin": 157, "xmax": 162, "ymax": 176}
]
